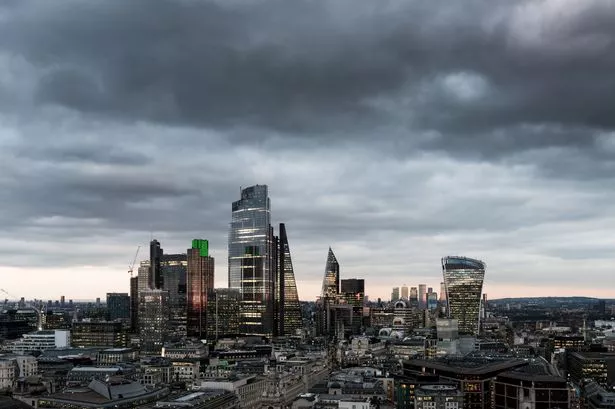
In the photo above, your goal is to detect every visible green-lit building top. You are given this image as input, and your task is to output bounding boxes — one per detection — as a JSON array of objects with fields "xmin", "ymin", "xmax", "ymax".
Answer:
[{"xmin": 191, "ymin": 239, "xmax": 209, "ymax": 257}]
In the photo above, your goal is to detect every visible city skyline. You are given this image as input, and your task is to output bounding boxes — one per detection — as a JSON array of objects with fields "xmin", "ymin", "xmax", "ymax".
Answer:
[{"xmin": 2, "ymin": 1, "xmax": 615, "ymax": 301}]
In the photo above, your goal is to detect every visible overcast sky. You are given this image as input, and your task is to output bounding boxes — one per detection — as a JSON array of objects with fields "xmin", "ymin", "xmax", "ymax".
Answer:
[{"xmin": 1, "ymin": 0, "xmax": 615, "ymax": 302}]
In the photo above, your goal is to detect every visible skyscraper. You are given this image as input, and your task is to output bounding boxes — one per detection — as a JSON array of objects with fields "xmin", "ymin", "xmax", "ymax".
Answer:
[
  {"xmin": 439, "ymin": 282, "xmax": 447, "ymax": 303},
  {"xmin": 228, "ymin": 185, "xmax": 274, "ymax": 336},
  {"xmin": 187, "ymin": 239, "xmax": 214, "ymax": 339},
  {"xmin": 418, "ymin": 284, "xmax": 427, "ymax": 309},
  {"xmin": 322, "ymin": 248, "xmax": 340, "ymax": 298},
  {"xmin": 162, "ymin": 253, "xmax": 188, "ymax": 339},
  {"xmin": 129, "ymin": 276, "xmax": 138, "ymax": 332},
  {"xmin": 150, "ymin": 239, "xmax": 164, "ymax": 289},
  {"xmin": 410, "ymin": 287, "xmax": 418, "ymax": 304},
  {"xmin": 391, "ymin": 287, "xmax": 400, "ymax": 302},
  {"xmin": 401, "ymin": 285, "xmax": 409, "ymax": 300},
  {"xmin": 138, "ymin": 289, "xmax": 170, "ymax": 354},
  {"xmin": 442, "ymin": 256, "xmax": 485, "ymax": 336},
  {"xmin": 275, "ymin": 223, "xmax": 302, "ymax": 336}
]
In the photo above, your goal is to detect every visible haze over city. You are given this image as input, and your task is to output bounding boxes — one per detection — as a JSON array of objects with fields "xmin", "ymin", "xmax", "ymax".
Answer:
[{"xmin": 1, "ymin": 0, "xmax": 615, "ymax": 301}]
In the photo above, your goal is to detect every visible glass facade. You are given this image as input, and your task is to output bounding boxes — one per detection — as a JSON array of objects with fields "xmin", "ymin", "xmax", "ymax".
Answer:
[
  {"xmin": 322, "ymin": 247, "xmax": 340, "ymax": 297},
  {"xmin": 186, "ymin": 246, "xmax": 214, "ymax": 339},
  {"xmin": 228, "ymin": 185, "xmax": 273, "ymax": 335},
  {"xmin": 442, "ymin": 256, "xmax": 485, "ymax": 336},
  {"xmin": 276, "ymin": 223, "xmax": 302, "ymax": 336}
]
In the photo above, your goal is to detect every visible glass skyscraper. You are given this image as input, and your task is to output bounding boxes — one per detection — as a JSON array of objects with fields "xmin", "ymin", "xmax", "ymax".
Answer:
[
  {"xmin": 228, "ymin": 185, "xmax": 274, "ymax": 335},
  {"xmin": 187, "ymin": 239, "xmax": 214, "ymax": 339},
  {"xmin": 322, "ymin": 247, "xmax": 340, "ymax": 298},
  {"xmin": 442, "ymin": 256, "xmax": 485, "ymax": 335}
]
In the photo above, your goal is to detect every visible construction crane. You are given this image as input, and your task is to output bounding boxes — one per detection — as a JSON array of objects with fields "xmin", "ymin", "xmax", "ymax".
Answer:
[
  {"xmin": 128, "ymin": 246, "xmax": 141, "ymax": 277},
  {"xmin": 0, "ymin": 288, "xmax": 44, "ymax": 331}
]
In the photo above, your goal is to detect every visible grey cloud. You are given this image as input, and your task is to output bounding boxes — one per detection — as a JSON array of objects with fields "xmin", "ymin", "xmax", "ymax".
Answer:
[{"xmin": 1, "ymin": 0, "xmax": 613, "ymax": 148}]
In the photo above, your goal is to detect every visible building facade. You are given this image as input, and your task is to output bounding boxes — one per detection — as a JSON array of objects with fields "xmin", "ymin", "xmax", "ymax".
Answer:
[
  {"xmin": 138, "ymin": 289, "xmax": 170, "ymax": 354},
  {"xmin": 228, "ymin": 185, "xmax": 274, "ymax": 336},
  {"xmin": 106, "ymin": 293, "xmax": 130, "ymax": 322},
  {"xmin": 442, "ymin": 256, "xmax": 485, "ymax": 336},
  {"xmin": 187, "ymin": 240, "xmax": 215, "ymax": 339}
]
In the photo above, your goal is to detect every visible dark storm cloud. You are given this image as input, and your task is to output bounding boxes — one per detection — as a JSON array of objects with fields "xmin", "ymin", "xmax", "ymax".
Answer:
[
  {"xmin": 2, "ymin": 0, "xmax": 614, "ymax": 152},
  {"xmin": 1, "ymin": 0, "xmax": 615, "ymax": 298}
]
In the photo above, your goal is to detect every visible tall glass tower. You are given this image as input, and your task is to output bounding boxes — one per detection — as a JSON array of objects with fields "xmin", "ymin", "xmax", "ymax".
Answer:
[
  {"xmin": 442, "ymin": 256, "xmax": 485, "ymax": 336},
  {"xmin": 322, "ymin": 247, "xmax": 340, "ymax": 298},
  {"xmin": 228, "ymin": 185, "xmax": 273, "ymax": 335}
]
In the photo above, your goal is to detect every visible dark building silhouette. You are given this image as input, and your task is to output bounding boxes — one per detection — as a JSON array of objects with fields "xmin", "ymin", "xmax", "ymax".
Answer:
[
  {"xmin": 186, "ymin": 239, "xmax": 214, "ymax": 339},
  {"xmin": 341, "ymin": 278, "xmax": 365, "ymax": 306},
  {"xmin": 150, "ymin": 239, "xmax": 163, "ymax": 289},
  {"xmin": 130, "ymin": 276, "xmax": 138, "ymax": 332},
  {"xmin": 106, "ymin": 293, "xmax": 130, "ymax": 322}
]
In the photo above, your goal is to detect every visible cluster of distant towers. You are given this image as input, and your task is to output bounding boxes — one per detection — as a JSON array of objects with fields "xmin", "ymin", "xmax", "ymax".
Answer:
[
  {"xmin": 128, "ymin": 184, "xmax": 302, "ymax": 353},
  {"xmin": 314, "ymin": 254, "xmax": 486, "ymax": 338}
]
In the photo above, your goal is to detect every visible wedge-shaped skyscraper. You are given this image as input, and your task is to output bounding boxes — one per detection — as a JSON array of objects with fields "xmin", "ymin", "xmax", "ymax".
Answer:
[
  {"xmin": 274, "ymin": 223, "xmax": 302, "ymax": 336},
  {"xmin": 442, "ymin": 256, "xmax": 485, "ymax": 335}
]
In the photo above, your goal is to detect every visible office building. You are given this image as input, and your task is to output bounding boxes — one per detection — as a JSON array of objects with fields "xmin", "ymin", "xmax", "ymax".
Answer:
[
  {"xmin": 206, "ymin": 288, "xmax": 241, "ymax": 340},
  {"xmin": 415, "ymin": 385, "xmax": 464, "ymax": 409},
  {"xmin": 410, "ymin": 287, "xmax": 418, "ymax": 304},
  {"xmin": 418, "ymin": 284, "xmax": 427, "ymax": 309},
  {"xmin": 106, "ymin": 293, "xmax": 130, "ymax": 322},
  {"xmin": 427, "ymin": 292, "xmax": 438, "ymax": 310},
  {"xmin": 404, "ymin": 357, "xmax": 527, "ymax": 409},
  {"xmin": 130, "ymin": 276, "xmax": 138, "ymax": 332},
  {"xmin": 442, "ymin": 256, "xmax": 485, "ymax": 336},
  {"xmin": 341, "ymin": 278, "xmax": 365, "ymax": 306},
  {"xmin": 186, "ymin": 239, "xmax": 215, "ymax": 339},
  {"xmin": 137, "ymin": 261, "xmax": 151, "ymax": 293},
  {"xmin": 158, "ymin": 253, "xmax": 188, "ymax": 340},
  {"xmin": 401, "ymin": 285, "xmax": 409, "ymax": 301},
  {"xmin": 567, "ymin": 352, "xmax": 615, "ymax": 387},
  {"xmin": 274, "ymin": 223, "xmax": 302, "ymax": 336},
  {"xmin": 392, "ymin": 287, "xmax": 400, "ymax": 302},
  {"xmin": 228, "ymin": 184, "xmax": 274, "ymax": 336},
  {"xmin": 150, "ymin": 239, "xmax": 164, "ymax": 289},
  {"xmin": 71, "ymin": 321, "xmax": 127, "ymax": 348},
  {"xmin": 11, "ymin": 330, "xmax": 71, "ymax": 355},
  {"xmin": 322, "ymin": 247, "xmax": 340, "ymax": 297},
  {"xmin": 494, "ymin": 367, "xmax": 569, "ymax": 409},
  {"xmin": 440, "ymin": 282, "xmax": 447, "ymax": 303},
  {"xmin": 138, "ymin": 289, "xmax": 170, "ymax": 354}
]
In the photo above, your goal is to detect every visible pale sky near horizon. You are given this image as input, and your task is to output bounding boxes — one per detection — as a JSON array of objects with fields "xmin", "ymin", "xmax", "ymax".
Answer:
[{"xmin": 1, "ymin": 0, "xmax": 615, "ymax": 302}]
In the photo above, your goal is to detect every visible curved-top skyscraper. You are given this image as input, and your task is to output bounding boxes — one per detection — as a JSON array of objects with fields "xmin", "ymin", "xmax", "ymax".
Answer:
[
  {"xmin": 442, "ymin": 256, "xmax": 485, "ymax": 336},
  {"xmin": 322, "ymin": 247, "xmax": 340, "ymax": 298}
]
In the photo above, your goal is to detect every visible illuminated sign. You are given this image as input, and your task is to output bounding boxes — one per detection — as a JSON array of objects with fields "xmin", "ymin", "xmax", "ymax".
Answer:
[{"xmin": 192, "ymin": 239, "xmax": 209, "ymax": 257}]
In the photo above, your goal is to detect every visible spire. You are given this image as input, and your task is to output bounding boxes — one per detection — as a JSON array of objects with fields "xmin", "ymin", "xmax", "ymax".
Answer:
[{"xmin": 322, "ymin": 247, "xmax": 340, "ymax": 297}]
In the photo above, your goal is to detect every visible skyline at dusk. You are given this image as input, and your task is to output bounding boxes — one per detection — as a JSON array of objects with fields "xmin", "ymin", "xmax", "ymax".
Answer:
[{"xmin": 2, "ymin": 0, "xmax": 615, "ymax": 302}]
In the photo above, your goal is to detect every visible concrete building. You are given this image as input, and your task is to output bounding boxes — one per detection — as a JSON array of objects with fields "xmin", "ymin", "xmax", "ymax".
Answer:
[
  {"xmin": 415, "ymin": 384, "xmax": 464, "ymax": 409},
  {"xmin": 11, "ymin": 330, "xmax": 70, "ymax": 355}
]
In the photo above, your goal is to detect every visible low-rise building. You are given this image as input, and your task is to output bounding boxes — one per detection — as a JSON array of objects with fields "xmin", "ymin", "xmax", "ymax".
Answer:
[
  {"xmin": 155, "ymin": 389, "xmax": 239, "ymax": 409},
  {"xmin": 11, "ymin": 330, "xmax": 70, "ymax": 354},
  {"xmin": 415, "ymin": 384, "xmax": 464, "ymax": 409}
]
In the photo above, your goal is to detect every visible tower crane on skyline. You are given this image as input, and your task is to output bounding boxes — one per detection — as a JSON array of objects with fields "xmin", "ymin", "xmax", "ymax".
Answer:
[
  {"xmin": 1, "ymin": 288, "xmax": 44, "ymax": 331},
  {"xmin": 128, "ymin": 246, "xmax": 141, "ymax": 277}
]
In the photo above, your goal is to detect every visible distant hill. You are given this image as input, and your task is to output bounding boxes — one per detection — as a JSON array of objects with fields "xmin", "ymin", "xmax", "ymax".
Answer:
[{"xmin": 489, "ymin": 296, "xmax": 611, "ymax": 304}]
